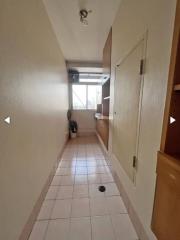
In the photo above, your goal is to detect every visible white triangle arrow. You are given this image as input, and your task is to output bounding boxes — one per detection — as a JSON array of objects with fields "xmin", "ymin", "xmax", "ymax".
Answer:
[
  {"xmin": 170, "ymin": 117, "xmax": 176, "ymax": 124},
  {"xmin": 4, "ymin": 116, "xmax": 10, "ymax": 124}
]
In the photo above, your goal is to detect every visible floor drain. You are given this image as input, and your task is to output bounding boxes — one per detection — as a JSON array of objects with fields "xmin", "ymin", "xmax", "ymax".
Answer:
[{"xmin": 98, "ymin": 185, "xmax": 106, "ymax": 192}]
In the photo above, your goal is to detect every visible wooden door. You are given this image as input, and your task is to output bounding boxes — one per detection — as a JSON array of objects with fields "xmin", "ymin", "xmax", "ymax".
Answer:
[{"xmin": 113, "ymin": 40, "xmax": 145, "ymax": 181}]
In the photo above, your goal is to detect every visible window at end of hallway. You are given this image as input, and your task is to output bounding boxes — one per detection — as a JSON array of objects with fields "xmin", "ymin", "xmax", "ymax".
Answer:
[{"xmin": 72, "ymin": 84, "xmax": 102, "ymax": 110}]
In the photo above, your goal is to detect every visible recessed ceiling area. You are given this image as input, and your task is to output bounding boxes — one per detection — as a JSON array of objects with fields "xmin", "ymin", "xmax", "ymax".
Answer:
[{"xmin": 43, "ymin": 0, "xmax": 121, "ymax": 63}]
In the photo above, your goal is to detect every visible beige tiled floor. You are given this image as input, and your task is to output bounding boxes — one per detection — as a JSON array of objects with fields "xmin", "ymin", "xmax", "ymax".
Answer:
[{"xmin": 29, "ymin": 136, "xmax": 138, "ymax": 240}]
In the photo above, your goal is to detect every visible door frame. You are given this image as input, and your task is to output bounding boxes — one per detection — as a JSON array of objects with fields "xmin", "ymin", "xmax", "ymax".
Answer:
[{"xmin": 112, "ymin": 32, "xmax": 148, "ymax": 184}]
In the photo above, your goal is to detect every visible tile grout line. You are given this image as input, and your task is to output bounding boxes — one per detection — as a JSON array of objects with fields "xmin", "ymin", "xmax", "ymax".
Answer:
[
  {"xmin": 41, "ymin": 155, "xmax": 66, "ymax": 240},
  {"xmin": 43, "ymin": 149, "xmax": 75, "ymax": 240},
  {"xmin": 30, "ymin": 137, "xmax": 135, "ymax": 240},
  {"xmin": 87, "ymin": 174, "xmax": 93, "ymax": 240},
  {"xmin": 64, "ymin": 146, "xmax": 77, "ymax": 240},
  {"xmin": 37, "ymin": 211, "xmax": 130, "ymax": 222},
  {"xmin": 86, "ymin": 143, "xmax": 92, "ymax": 240}
]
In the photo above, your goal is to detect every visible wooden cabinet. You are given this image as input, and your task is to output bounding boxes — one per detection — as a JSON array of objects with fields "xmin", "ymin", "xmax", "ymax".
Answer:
[
  {"xmin": 165, "ymin": 35, "xmax": 180, "ymax": 158},
  {"xmin": 103, "ymin": 28, "xmax": 112, "ymax": 77},
  {"xmin": 152, "ymin": 1, "xmax": 180, "ymax": 239},
  {"xmin": 96, "ymin": 29, "xmax": 112, "ymax": 149},
  {"xmin": 96, "ymin": 119, "xmax": 109, "ymax": 149},
  {"xmin": 152, "ymin": 152, "xmax": 180, "ymax": 240}
]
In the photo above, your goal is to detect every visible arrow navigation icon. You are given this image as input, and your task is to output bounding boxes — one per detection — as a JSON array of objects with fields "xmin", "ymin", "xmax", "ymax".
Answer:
[{"xmin": 4, "ymin": 117, "xmax": 11, "ymax": 124}]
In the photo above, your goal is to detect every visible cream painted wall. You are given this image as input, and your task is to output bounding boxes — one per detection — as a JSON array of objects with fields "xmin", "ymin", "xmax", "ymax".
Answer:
[
  {"xmin": 109, "ymin": 0, "xmax": 177, "ymax": 239},
  {"xmin": 0, "ymin": 1, "xmax": 68, "ymax": 240},
  {"xmin": 71, "ymin": 110, "xmax": 96, "ymax": 135}
]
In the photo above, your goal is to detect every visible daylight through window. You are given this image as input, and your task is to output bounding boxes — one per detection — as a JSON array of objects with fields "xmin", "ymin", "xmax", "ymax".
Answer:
[{"xmin": 72, "ymin": 84, "xmax": 102, "ymax": 110}]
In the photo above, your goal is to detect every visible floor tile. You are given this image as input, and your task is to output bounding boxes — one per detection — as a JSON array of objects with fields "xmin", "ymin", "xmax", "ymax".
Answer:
[
  {"xmin": 104, "ymin": 183, "xmax": 120, "ymax": 196},
  {"xmin": 76, "ymin": 157, "xmax": 86, "ymax": 161},
  {"xmin": 56, "ymin": 167, "xmax": 75, "ymax": 176},
  {"xmin": 109, "ymin": 166, "xmax": 114, "ymax": 172},
  {"xmin": 56, "ymin": 186, "xmax": 73, "ymax": 199},
  {"xmin": 60, "ymin": 175, "xmax": 75, "ymax": 186},
  {"xmin": 45, "ymin": 186, "xmax": 58, "ymax": 200},
  {"xmin": 74, "ymin": 174, "xmax": 88, "ymax": 185},
  {"xmin": 91, "ymin": 215, "xmax": 115, "ymax": 240},
  {"xmin": 90, "ymin": 197, "xmax": 108, "ymax": 216},
  {"xmin": 86, "ymin": 157, "xmax": 96, "ymax": 161},
  {"xmin": 87, "ymin": 161, "xmax": 98, "ymax": 167},
  {"xmin": 94, "ymin": 153, "xmax": 104, "ymax": 157},
  {"xmin": 69, "ymin": 217, "xmax": 91, "ymax": 240},
  {"xmin": 71, "ymin": 198, "xmax": 90, "ymax": 217},
  {"xmin": 76, "ymin": 160, "xmax": 87, "ymax": 167},
  {"xmin": 51, "ymin": 176, "xmax": 61, "ymax": 186},
  {"xmin": 100, "ymin": 173, "xmax": 114, "ymax": 183},
  {"xmin": 73, "ymin": 185, "xmax": 89, "ymax": 198},
  {"xmin": 56, "ymin": 168, "xmax": 66, "ymax": 176},
  {"xmin": 60, "ymin": 159, "xmax": 76, "ymax": 165},
  {"xmin": 67, "ymin": 161, "xmax": 77, "ymax": 167},
  {"xmin": 75, "ymin": 167, "xmax": 88, "ymax": 175},
  {"xmin": 65, "ymin": 158, "xmax": 76, "ymax": 162},
  {"xmin": 76, "ymin": 155, "xmax": 86, "ymax": 160},
  {"xmin": 51, "ymin": 199, "xmax": 72, "ymax": 219},
  {"xmin": 106, "ymin": 196, "xmax": 127, "ymax": 214},
  {"xmin": 96, "ymin": 159, "xmax": 108, "ymax": 166},
  {"xmin": 87, "ymin": 166, "xmax": 99, "ymax": 174},
  {"xmin": 88, "ymin": 174, "xmax": 101, "ymax": 184},
  {"xmin": 37, "ymin": 200, "xmax": 54, "ymax": 220},
  {"xmin": 97, "ymin": 166, "xmax": 110, "ymax": 174},
  {"xmin": 111, "ymin": 214, "xmax": 138, "ymax": 240},
  {"xmin": 86, "ymin": 154, "xmax": 94, "ymax": 158},
  {"xmin": 29, "ymin": 220, "xmax": 48, "ymax": 240},
  {"xmin": 89, "ymin": 184, "xmax": 105, "ymax": 197},
  {"xmin": 45, "ymin": 219, "xmax": 69, "ymax": 240},
  {"xmin": 31, "ymin": 136, "xmax": 139, "ymax": 240},
  {"xmin": 62, "ymin": 156, "xmax": 76, "ymax": 161},
  {"xmin": 95, "ymin": 155, "xmax": 105, "ymax": 159},
  {"xmin": 106, "ymin": 159, "xmax": 112, "ymax": 166},
  {"xmin": 58, "ymin": 161, "xmax": 71, "ymax": 168}
]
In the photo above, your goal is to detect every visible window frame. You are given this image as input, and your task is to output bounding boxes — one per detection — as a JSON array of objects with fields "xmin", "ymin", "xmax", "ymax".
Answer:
[{"xmin": 71, "ymin": 82, "xmax": 102, "ymax": 110}]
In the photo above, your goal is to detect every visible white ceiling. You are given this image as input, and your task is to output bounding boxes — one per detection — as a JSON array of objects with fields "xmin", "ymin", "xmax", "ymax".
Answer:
[{"xmin": 43, "ymin": 0, "xmax": 121, "ymax": 62}]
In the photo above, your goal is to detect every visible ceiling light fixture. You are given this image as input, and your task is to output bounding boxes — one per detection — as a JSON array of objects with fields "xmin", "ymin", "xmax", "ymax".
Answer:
[{"xmin": 79, "ymin": 9, "xmax": 92, "ymax": 26}]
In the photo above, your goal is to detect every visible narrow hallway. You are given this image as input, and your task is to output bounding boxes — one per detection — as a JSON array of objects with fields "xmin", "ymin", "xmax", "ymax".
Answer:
[
  {"xmin": 29, "ymin": 136, "xmax": 138, "ymax": 240},
  {"xmin": 1, "ymin": 1, "xmax": 179, "ymax": 239}
]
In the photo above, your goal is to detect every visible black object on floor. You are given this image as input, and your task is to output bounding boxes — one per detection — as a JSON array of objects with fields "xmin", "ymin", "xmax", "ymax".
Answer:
[{"xmin": 98, "ymin": 185, "xmax": 106, "ymax": 192}]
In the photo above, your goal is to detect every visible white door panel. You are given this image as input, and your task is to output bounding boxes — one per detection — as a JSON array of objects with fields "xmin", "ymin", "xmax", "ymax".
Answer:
[{"xmin": 113, "ymin": 40, "xmax": 144, "ymax": 182}]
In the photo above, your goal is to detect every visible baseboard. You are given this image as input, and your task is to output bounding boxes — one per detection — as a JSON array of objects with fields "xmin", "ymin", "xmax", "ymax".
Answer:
[
  {"xmin": 96, "ymin": 132, "xmax": 149, "ymax": 240},
  {"xmin": 19, "ymin": 136, "xmax": 68, "ymax": 240},
  {"xmin": 19, "ymin": 171, "xmax": 55, "ymax": 240},
  {"xmin": 95, "ymin": 131, "xmax": 109, "ymax": 157},
  {"xmin": 114, "ymin": 172, "xmax": 150, "ymax": 240}
]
